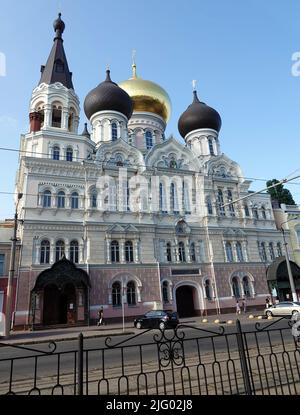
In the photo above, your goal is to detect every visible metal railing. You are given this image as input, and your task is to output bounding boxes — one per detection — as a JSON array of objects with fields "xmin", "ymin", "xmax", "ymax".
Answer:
[{"xmin": 0, "ymin": 317, "xmax": 299, "ymax": 395}]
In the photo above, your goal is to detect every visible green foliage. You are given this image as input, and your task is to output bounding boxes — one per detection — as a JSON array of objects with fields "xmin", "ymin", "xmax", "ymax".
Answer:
[{"xmin": 266, "ymin": 179, "xmax": 295, "ymax": 205}]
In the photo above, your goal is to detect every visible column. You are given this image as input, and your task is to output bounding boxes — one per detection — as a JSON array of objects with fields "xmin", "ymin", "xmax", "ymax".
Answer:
[
  {"xmin": 120, "ymin": 240, "xmax": 125, "ymax": 264},
  {"xmin": 232, "ymin": 242, "xmax": 238, "ymax": 262},
  {"xmin": 74, "ymin": 145, "xmax": 79, "ymax": 162},
  {"xmin": 35, "ymin": 244, "xmax": 40, "ymax": 265},
  {"xmin": 74, "ymin": 116, "xmax": 79, "ymax": 134},
  {"xmin": 50, "ymin": 241, "xmax": 55, "ymax": 264},
  {"xmin": 134, "ymin": 240, "xmax": 139, "ymax": 263},
  {"xmin": 79, "ymin": 243, "xmax": 84, "ymax": 263},
  {"xmin": 173, "ymin": 240, "xmax": 179, "ymax": 263},
  {"xmin": 223, "ymin": 241, "xmax": 228, "ymax": 262},
  {"xmin": 62, "ymin": 145, "xmax": 66, "ymax": 161},
  {"xmin": 65, "ymin": 242, "xmax": 70, "ymax": 260},
  {"xmin": 242, "ymin": 241, "xmax": 248, "ymax": 262},
  {"xmin": 44, "ymin": 105, "xmax": 51, "ymax": 128},
  {"xmin": 106, "ymin": 239, "xmax": 111, "ymax": 264},
  {"xmin": 48, "ymin": 143, "xmax": 53, "ymax": 159},
  {"xmin": 62, "ymin": 108, "xmax": 68, "ymax": 130}
]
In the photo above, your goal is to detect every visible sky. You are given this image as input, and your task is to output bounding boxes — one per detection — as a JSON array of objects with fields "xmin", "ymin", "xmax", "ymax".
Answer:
[{"xmin": 0, "ymin": 0, "xmax": 300, "ymax": 217}]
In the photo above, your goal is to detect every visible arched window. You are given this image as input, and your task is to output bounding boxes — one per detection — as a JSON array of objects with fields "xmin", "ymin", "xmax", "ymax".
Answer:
[
  {"xmin": 166, "ymin": 243, "xmax": 172, "ymax": 262},
  {"xmin": 111, "ymin": 122, "xmax": 118, "ymax": 141},
  {"xmin": 206, "ymin": 196, "xmax": 213, "ymax": 215},
  {"xmin": 112, "ymin": 282, "xmax": 121, "ymax": 307},
  {"xmin": 66, "ymin": 147, "xmax": 73, "ymax": 162},
  {"xmin": 204, "ymin": 279, "xmax": 212, "ymax": 300},
  {"xmin": 52, "ymin": 146, "xmax": 60, "ymax": 160},
  {"xmin": 162, "ymin": 281, "xmax": 169, "ymax": 303},
  {"xmin": 170, "ymin": 183, "xmax": 179, "ymax": 213},
  {"xmin": 51, "ymin": 104, "xmax": 62, "ymax": 128},
  {"xmin": 242, "ymin": 276, "xmax": 251, "ymax": 298},
  {"xmin": 43, "ymin": 190, "xmax": 52, "ymax": 208},
  {"xmin": 227, "ymin": 190, "xmax": 235, "ymax": 217},
  {"xmin": 69, "ymin": 240, "xmax": 79, "ymax": 263},
  {"xmin": 55, "ymin": 240, "xmax": 65, "ymax": 262},
  {"xmin": 40, "ymin": 240, "xmax": 50, "ymax": 264},
  {"xmin": 260, "ymin": 242, "xmax": 267, "ymax": 262},
  {"xmin": 252, "ymin": 206, "xmax": 259, "ymax": 219},
  {"xmin": 190, "ymin": 242, "xmax": 196, "ymax": 262},
  {"xmin": 178, "ymin": 241, "xmax": 186, "ymax": 262},
  {"xmin": 277, "ymin": 242, "xmax": 282, "ymax": 256},
  {"xmin": 125, "ymin": 241, "xmax": 134, "ymax": 263},
  {"xmin": 244, "ymin": 204, "xmax": 250, "ymax": 217},
  {"xmin": 111, "ymin": 240, "xmax": 119, "ymax": 263},
  {"xmin": 226, "ymin": 242, "xmax": 233, "ymax": 262},
  {"xmin": 236, "ymin": 242, "xmax": 244, "ymax": 262},
  {"xmin": 217, "ymin": 189, "xmax": 225, "ymax": 216},
  {"xmin": 269, "ymin": 242, "xmax": 275, "ymax": 260},
  {"xmin": 208, "ymin": 138, "xmax": 214, "ymax": 155},
  {"xmin": 71, "ymin": 192, "xmax": 79, "ymax": 209},
  {"xmin": 57, "ymin": 191, "xmax": 65, "ymax": 208},
  {"xmin": 232, "ymin": 277, "xmax": 240, "ymax": 298},
  {"xmin": 297, "ymin": 231, "xmax": 300, "ymax": 247},
  {"xmin": 159, "ymin": 183, "xmax": 167, "ymax": 213},
  {"xmin": 145, "ymin": 131, "xmax": 153, "ymax": 149},
  {"xmin": 127, "ymin": 281, "xmax": 136, "ymax": 305},
  {"xmin": 261, "ymin": 206, "xmax": 267, "ymax": 219},
  {"xmin": 36, "ymin": 105, "xmax": 45, "ymax": 128},
  {"xmin": 91, "ymin": 190, "xmax": 97, "ymax": 208},
  {"xmin": 182, "ymin": 181, "xmax": 191, "ymax": 214}
]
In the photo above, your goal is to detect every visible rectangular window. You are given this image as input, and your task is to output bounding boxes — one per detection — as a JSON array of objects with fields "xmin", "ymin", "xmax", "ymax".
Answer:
[{"xmin": 0, "ymin": 254, "xmax": 4, "ymax": 276}]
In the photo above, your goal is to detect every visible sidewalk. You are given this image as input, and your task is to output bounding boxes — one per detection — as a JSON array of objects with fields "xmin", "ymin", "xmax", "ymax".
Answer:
[{"xmin": 0, "ymin": 311, "xmax": 264, "ymax": 346}]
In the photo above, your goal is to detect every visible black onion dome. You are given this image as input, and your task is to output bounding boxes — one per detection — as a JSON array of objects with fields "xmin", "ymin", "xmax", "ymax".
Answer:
[
  {"xmin": 84, "ymin": 70, "xmax": 133, "ymax": 120},
  {"xmin": 53, "ymin": 13, "xmax": 65, "ymax": 38},
  {"xmin": 178, "ymin": 90, "xmax": 222, "ymax": 138}
]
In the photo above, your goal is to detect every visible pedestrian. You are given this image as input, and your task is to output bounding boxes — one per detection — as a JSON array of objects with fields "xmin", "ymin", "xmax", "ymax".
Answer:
[
  {"xmin": 97, "ymin": 307, "xmax": 104, "ymax": 326},
  {"xmin": 242, "ymin": 297, "xmax": 247, "ymax": 313},
  {"xmin": 265, "ymin": 297, "xmax": 270, "ymax": 309},
  {"xmin": 236, "ymin": 300, "xmax": 241, "ymax": 315}
]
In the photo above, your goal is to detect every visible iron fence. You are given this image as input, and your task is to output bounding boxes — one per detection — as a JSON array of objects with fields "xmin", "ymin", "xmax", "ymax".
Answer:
[{"xmin": 0, "ymin": 317, "xmax": 299, "ymax": 395}]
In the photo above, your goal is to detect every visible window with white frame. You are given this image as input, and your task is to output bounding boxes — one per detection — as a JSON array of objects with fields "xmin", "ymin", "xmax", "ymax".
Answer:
[
  {"xmin": 111, "ymin": 122, "xmax": 118, "ymax": 141},
  {"xmin": 159, "ymin": 183, "xmax": 167, "ymax": 213},
  {"xmin": 162, "ymin": 281, "xmax": 169, "ymax": 303},
  {"xmin": 0, "ymin": 254, "xmax": 5, "ymax": 275},
  {"xmin": 52, "ymin": 146, "xmax": 60, "ymax": 160},
  {"xmin": 40, "ymin": 240, "xmax": 50, "ymax": 264},
  {"xmin": 71, "ymin": 192, "xmax": 79, "ymax": 209},
  {"xmin": 261, "ymin": 206, "xmax": 267, "ymax": 219},
  {"xmin": 206, "ymin": 196, "xmax": 213, "ymax": 215},
  {"xmin": 244, "ymin": 203, "xmax": 250, "ymax": 217},
  {"xmin": 112, "ymin": 281, "xmax": 121, "ymax": 306},
  {"xmin": 232, "ymin": 277, "xmax": 240, "ymax": 298},
  {"xmin": 57, "ymin": 191, "xmax": 65, "ymax": 208},
  {"xmin": 166, "ymin": 243, "xmax": 172, "ymax": 262},
  {"xmin": 51, "ymin": 104, "xmax": 62, "ymax": 128},
  {"xmin": 227, "ymin": 190, "xmax": 235, "ymax": 217},
  {"xmin": 236, "ymin": 242, "xmax": 244, "ymax": 262},
  {"xmin": 125, "ymin": 241, "xmax": 134, "ymax": 263},
  {"xmin": 170, "ymin": 183, "xmax": 179, "ymax": 213},
  {"xmin": 66, "ymin": 147, "xmax": 73, "ymax": 162},
  {"xmin": 55, "ymin": 240, "xmax": 65, "ymax": 262},
  {"xmin": 252, "ymin": 206, "xmax": 259, "ymax": 219},
  {"xmin": 277, "ymin": 242, "xmax": 282, "ymax": 257},
  {"xmin": 91, "ymin": 190, "xmax": 97, "ymax": 208},
  {"xmin": 43, "ymin": 190, "xmax": 52, "ymax": 208},
  {"xmin": 190, "ymin": 242, "xmax": 196, "ymax": 262},
  {"xmin": 217, "ymin": 189, "xmax": 225, "ymax": 216},
  {"xmin": 111, "ymin": 240, "xmax": 119, "ymax": 263},
  {"xmin": 178, "ymin": 241, "xmax": 186, "ymax": 262},
  {"xmin": 208, "ymin": 138, "xmax": 214, "ymax": 155},
  {"xmin": 225, "ymin": 242, "xmax": 234, "ymax": 262},
  {"xmin": 127, "ymin": 281, "xmax": 136, "ymax": 305},
  {"xmin": 269, "ymin": 242, "xmax": 275, "ymax": 261},
  {"xmin": 145, "ymin": 131, "xmax": 153, "ymax": 149},
  {"xmin": 70, "ymin": 240, "xmax": 79, "ymax": 263}
]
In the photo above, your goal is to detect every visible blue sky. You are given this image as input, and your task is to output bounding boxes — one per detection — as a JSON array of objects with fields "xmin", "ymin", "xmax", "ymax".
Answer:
[{"xmin": 0, "ymin": 0, "xmax": 300, "ymax": 217}]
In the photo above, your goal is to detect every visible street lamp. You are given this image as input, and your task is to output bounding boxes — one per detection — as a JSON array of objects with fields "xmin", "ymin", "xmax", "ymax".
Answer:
[
  {"xmin": 4, "ymin": 192, "xmax": 23, "ymax": 338},
  {"xmin": 280, "ymin": 217, "xmax": 299, "ymax": 303}
]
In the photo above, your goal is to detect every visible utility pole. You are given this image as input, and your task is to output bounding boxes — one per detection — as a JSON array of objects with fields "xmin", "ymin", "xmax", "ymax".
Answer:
[
  {"xmin": 281, "ymin": 225, "xmax": 298, "ymax": 302},
  {"xmin": 4, "ymin": 193, "xmax": 23, "ymax": 338}
]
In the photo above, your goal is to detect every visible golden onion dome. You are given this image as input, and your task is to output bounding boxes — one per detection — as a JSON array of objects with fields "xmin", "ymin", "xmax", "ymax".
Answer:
[{"xmin": 118, "ymin": 64, "xmax": 172, "ymax": 123}]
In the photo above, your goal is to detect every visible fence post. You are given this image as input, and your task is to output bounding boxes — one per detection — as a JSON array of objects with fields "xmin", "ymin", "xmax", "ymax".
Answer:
[
  {"xmin": 78, "ymin": 333, "xmax": 83, "ymax": 395},
  {"xmin": 236, "ymin": 319, "xmax": 252, "ymax": 395}
]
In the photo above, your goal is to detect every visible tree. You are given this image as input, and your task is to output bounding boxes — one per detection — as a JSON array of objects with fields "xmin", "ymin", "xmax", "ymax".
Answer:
[{"xmin": 266, "ymin": 179, "xmax": 295, "ymax": 205}]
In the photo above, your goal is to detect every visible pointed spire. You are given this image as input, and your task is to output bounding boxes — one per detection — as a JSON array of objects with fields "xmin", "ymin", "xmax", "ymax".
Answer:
[
  {"xmin": 81, "ymin": 123, "xmax": 90, "ymax": 138},
  {"xmin": 192, "ymin": 80, "xmax": 200, "ymax": 103},
  {"xmin": 131, "ymin": 49, "xmax": 137, "ymax": 78},
  {"xmin": 39, "ymin": 13, "xmax": 74, "ymax": 89}
]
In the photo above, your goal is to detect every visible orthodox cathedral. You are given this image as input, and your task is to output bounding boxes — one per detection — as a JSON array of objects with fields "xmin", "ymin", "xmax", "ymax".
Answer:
[{"xmin": 13, "ymin": 14, "xmax": 284, "ymax": 328}]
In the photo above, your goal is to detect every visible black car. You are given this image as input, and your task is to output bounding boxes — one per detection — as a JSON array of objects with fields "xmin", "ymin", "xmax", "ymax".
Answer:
[{"xmin": 134, "ymin": 310, "xmax": 179, "ymax": 330}]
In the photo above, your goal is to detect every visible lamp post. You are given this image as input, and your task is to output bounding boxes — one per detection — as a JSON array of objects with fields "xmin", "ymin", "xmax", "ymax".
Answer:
[
  {"xmin": 4, "ymin": 192, "xmax": 23, "ymax": 338},
  {"xmin": 280, "ymin": 218, "xmax": 298, "ymax": 302}
]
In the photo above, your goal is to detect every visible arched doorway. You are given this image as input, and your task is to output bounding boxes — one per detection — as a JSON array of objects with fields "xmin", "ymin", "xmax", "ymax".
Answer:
[
  {"xmin": 31, "ymin": 258, "xmax": 91, "ymax": 328},
  {"xmin": 176, "ymin": 285, "xmax": 196, "ymax": 318},
  {"xmin": 267, "ymin": 256, "xmax": 300, "ymax": 301}
]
